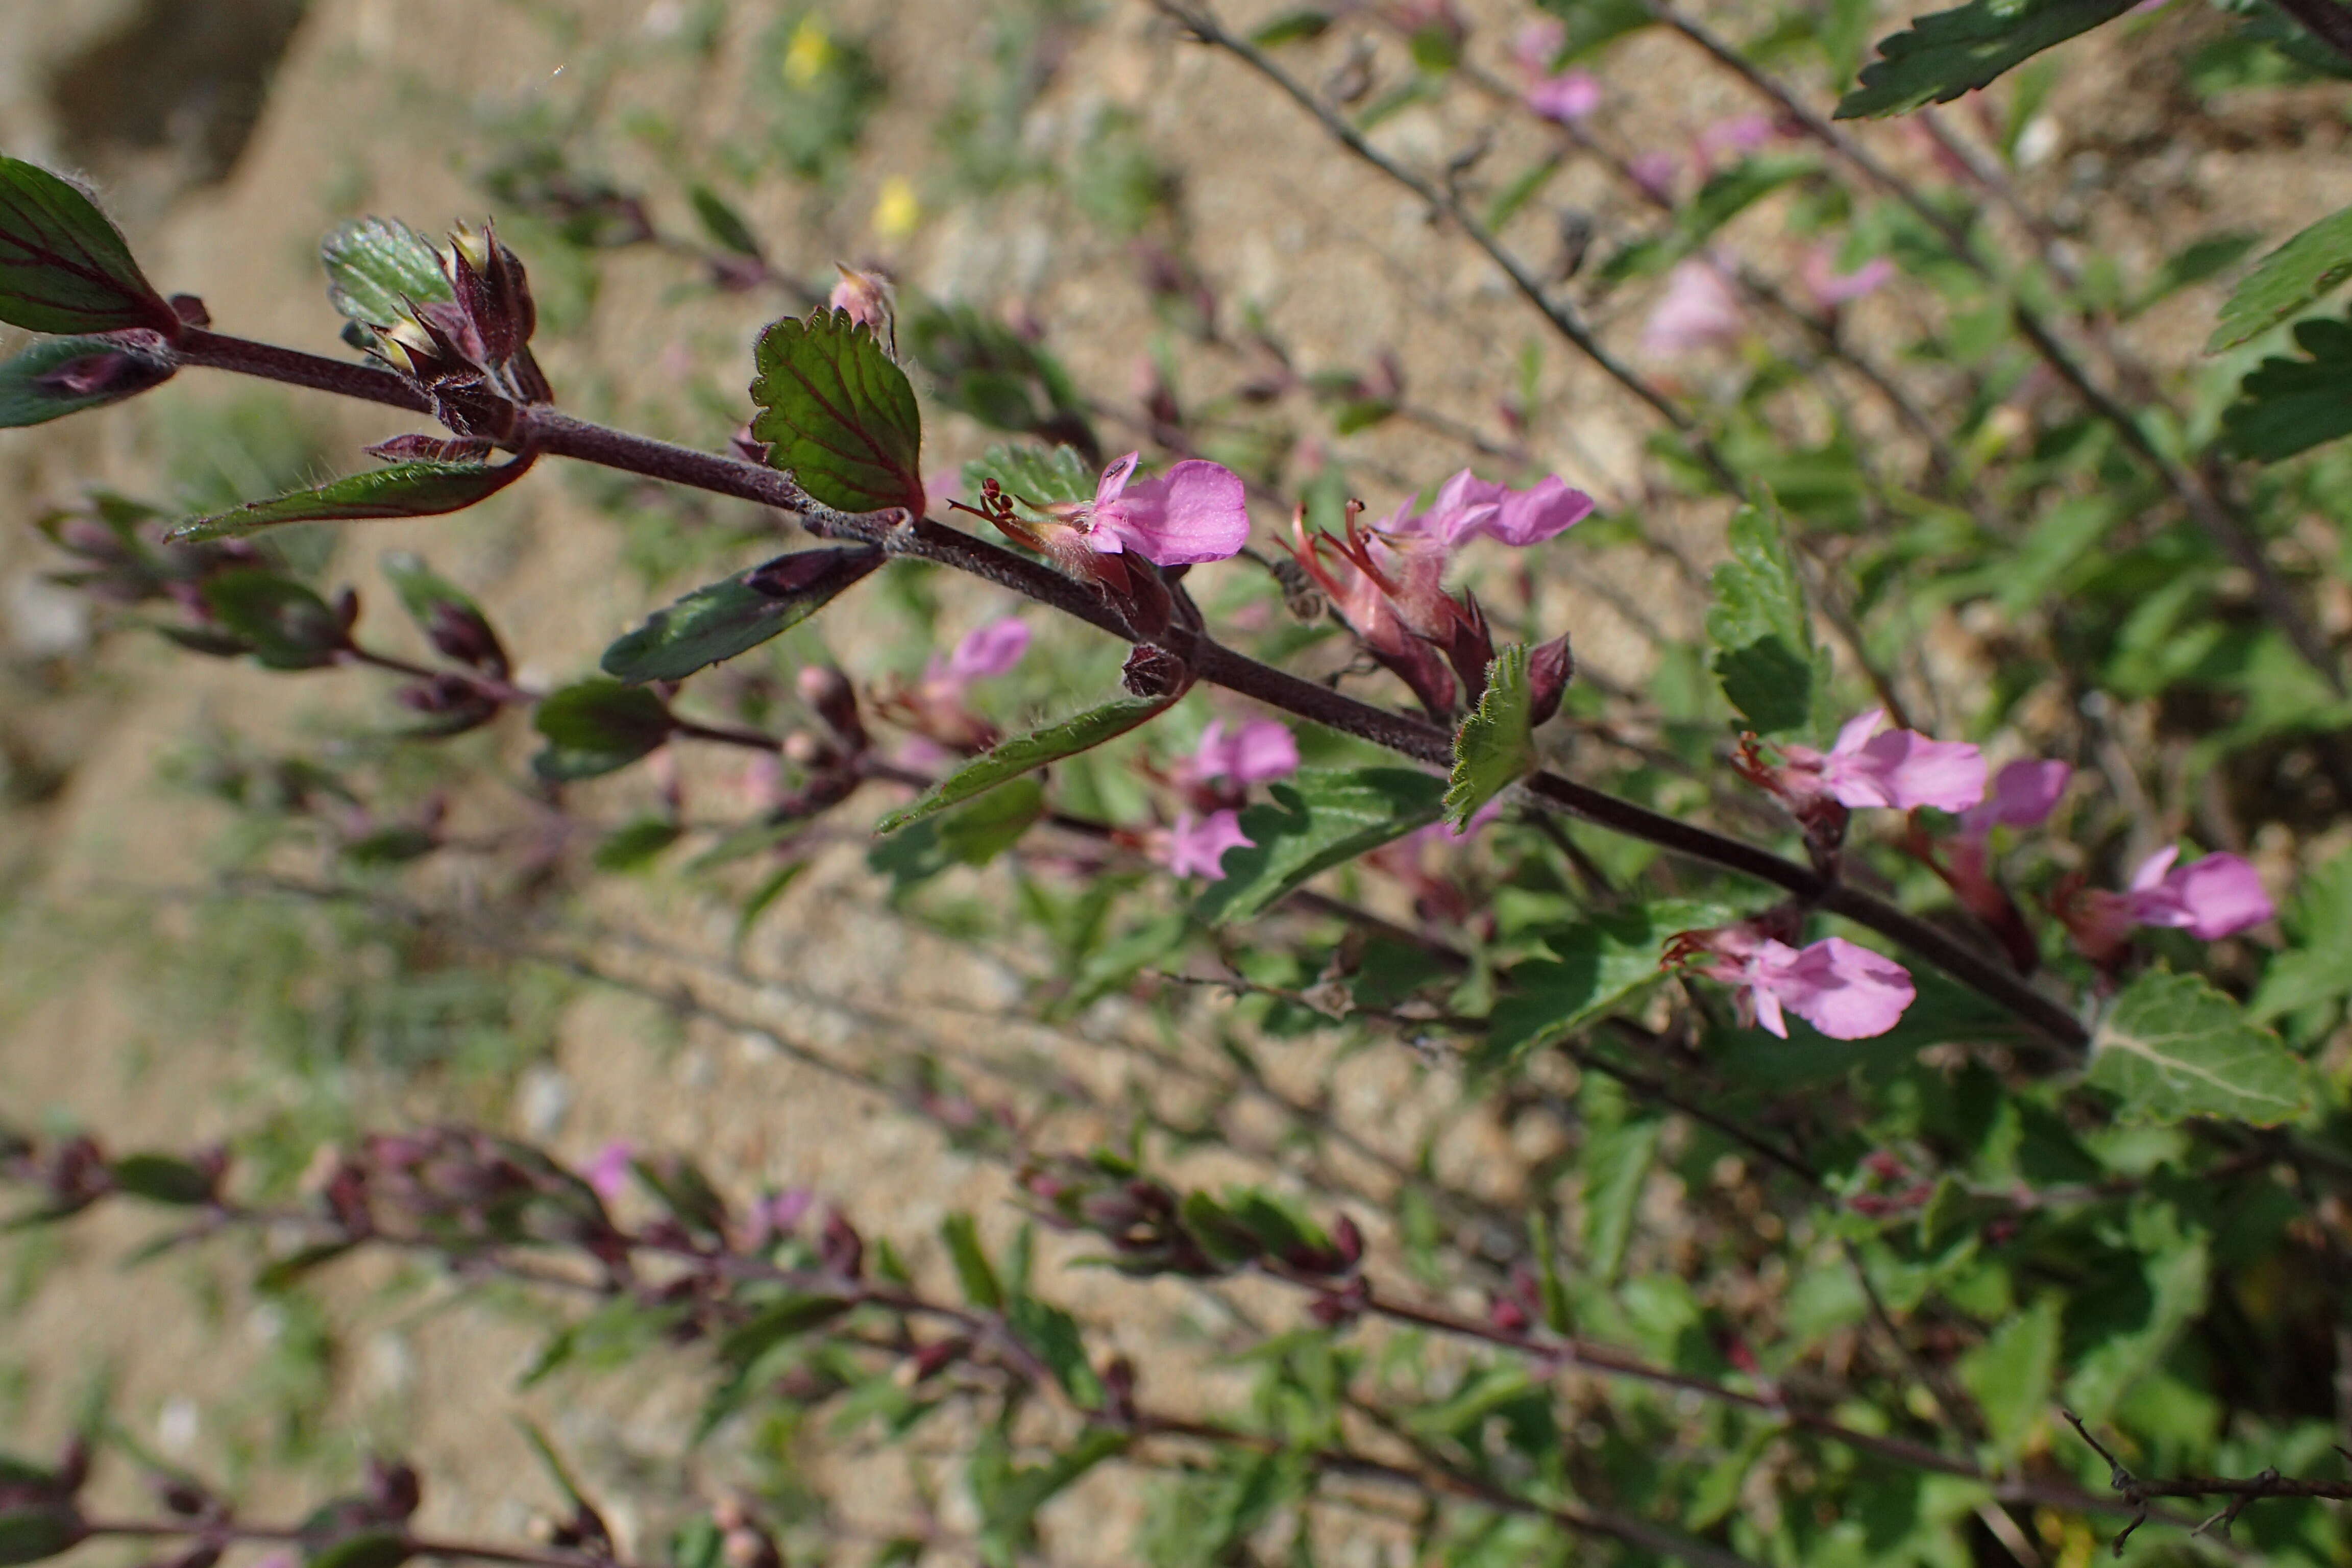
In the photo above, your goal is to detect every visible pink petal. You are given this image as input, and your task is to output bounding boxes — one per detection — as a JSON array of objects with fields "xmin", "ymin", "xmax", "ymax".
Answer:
[
  {"xmin": 1961, "ymin": 758, "xmax": 2071, "ymax": 836},
  {"xmin": 583, "ymin": 1140, "xmax": 635, "ymax": 1201},
  {"xmin": 2128, "ymin": 851, "xmax": 2273, "ymax": 940},
  {"xmin": 1830, "ymin": 709, "xmax": 1888, "ymax": 760},
  {"xmin": 1526, "ymin": 70, "xmax": 1602, "ymax": 124},
  {"xmin": 945, "ymin": 617, "xmax": 1031, "ymax": 682},
  {"xmin": 1803, "ymin": 251, "xmax": 1894, "ymax": 309},
  {"xmin": 1629, "ymin": 152, "xmax": 1682, "ymax": 204},
  {"xmin": 1849, "ymin": 729, "xmax": 1986, "ymax": 813},
  {"xmin": 1104, "ymin": 459, "xmax": 1251, "ymax": 566},
  {"xmin": 1161, "ymin": 808, "xmax": 1254, "ymax": 879},
  {"xmin": 1227, "ymin": 719, "xmax": 1300, "ymax": 784},
  {"xmin": 2128, "ymin": 846, "xmax": 2180, "ymax": 894},
  {"xmin": 1095, "ymin": 451, "xmax": 1139, "ymax": 510},
  {"xmin": 1778, "ymin": 939, "xmax": 1915, "ymax": 1040},
  {"xmin": 1484, "ymin": 475, "xmax": 1595, "ymax": 547},
  {"xmin": 1642, "ymin": 260, "xmax": 1744, "ymax": 356},
  {"xmin": 1511, "ymin": 18, "xmax": 1564, "ymax": 75}
]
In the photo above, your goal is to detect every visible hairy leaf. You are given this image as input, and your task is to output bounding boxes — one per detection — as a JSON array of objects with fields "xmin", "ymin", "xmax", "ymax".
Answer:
[
  {"xmin": 962, "ymin": 442, "xmax": 1096, "ymax": 509},
  {"xmin": 320, "ymin": 215, "xmax": 451, "ymax": 329},
  {"xmin": 380, "ymin": 550, "xmax": 507, "ymax": 674},
  {"xmin": 532, "ymin": 680, "xmax": 675, "ymax": 781},
  {"xmin": 749, "ymin": 307, "xmax": 925, "ymax": 514},
  {"xmin": 1445, "ymin": 644, "xmax": 1535, "ymax": 828},
  {"xmin": 876, "ymin": 697, "xmax": 1171, "ymax": 831},
  {"xmin": 1706, "ymin": 501, "xmax": 1826, "ymax": 737},
  {"xmin": 0, "ymin": 155, "xmax": 173, "ymax": 334},
  {"xmin": 2220, "ymin": 313, "xmax": 2352, "ymax": 461},
  {"xmin": 1834, "ymin": 0, "xmax": 2137, "ymax": 119},
  {"xmin": 2088, "ymin": 970, "xmax": 2313, "ymax": 1125},
  {"xmin": 1196, "ymin": 768, "xmax": 1448, "ymax": 923},
  {"xmin": 2210, "ymin": 203, "xmax": 2352, "ymax": 350},
  {"xmin": 168, "ymin": 458, "xmax": 531, "ymax": 543},
  {"xmin": 599, "ymin": 546, "xmax": 883, "ymax": 682},
  {"xmin": 0, "ymin": 334, "xmax": 173, "ymax": 427}
]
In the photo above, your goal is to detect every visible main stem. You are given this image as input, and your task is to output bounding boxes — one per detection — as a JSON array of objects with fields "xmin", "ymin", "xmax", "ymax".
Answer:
[{"xmin": 159, "ymin": 331, "xmax": 2087, "ymax": 1052}]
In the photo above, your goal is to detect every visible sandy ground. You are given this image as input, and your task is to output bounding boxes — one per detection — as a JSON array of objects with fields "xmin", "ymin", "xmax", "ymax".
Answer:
[{"xmin": 3, "ymin": 0, "xmax": 2343, "ymax": 1558}]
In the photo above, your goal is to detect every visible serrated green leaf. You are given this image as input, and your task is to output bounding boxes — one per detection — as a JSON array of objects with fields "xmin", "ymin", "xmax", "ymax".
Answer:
[
  {"xmin": 109, "ymin": 1153, "xmax": 214, "ymax": 1206},
  {"xmin": 1194, "ymin": 768, "xmax": 1447, "ymax": 924},
  {"xmin": 1706, "ymin": 500, "xmax": 1826, "ymax": 737},
  {"xmin": 2220, "ymin": 313, "xmax": 2352, "ymax": 461},
  {"xmin": 960, "ymin": 442, "xmax": 1096, "ymax": 510},
  {"xmin": 1482, "ymin": 899, "xmax": 1740, "ymax": 1066},
  {"xmin": 0, "ymin": 334, "xmax": 173, "ymax": 427},
  {"xmin": 1445, "ymin": 644, "xmax": 1534, "ymax": 828},
  {"xmin": 200, "ymin": 570, "xmax": 347, "ymax": 670},
  {"xmin": 876, "ymin": 696, "xmax": 1171, "ymax": 832},
  {"xmin": 2210, "ymin": 204, "xmax": 2352, "ymax": 350},
  {"xmin": 599, "ymin": 546, "xmax": 881, "ymax": 683},
  {"xmin": 0, "ymin": 156, "xmax": 172, "ymax": 334},
  {"xmin": 1833, "ymin": 0, "xmax": 2136, "ymax": 120},
  {"xmin": 531, "ymin": 680, "xmax": 675, "ymax": 781},
  {"xmin": 0, "ymin": 1510, "xmax": 81, "ymax": 1567},
  {"xmin": 689, "ymin": 185, "xmax": 762, "ymax": 258},
  {"xmin": 1957, "ymin": 1293, "xmax": 2060, "ymax": 1463},
  {"xmin": 2087, "ymin": 970, "xmax": 2313, "ymax": 1125},
  {"xmin": 320, "ymin": 215, "xmax": 451, "ymax": 329},
  {"xmin": 749, "ymin": 307, "xmax": 925, "ymax": 515},
  {"xmin": 168, "ymin": 459, "xmax": 530, "ymax": 543}
]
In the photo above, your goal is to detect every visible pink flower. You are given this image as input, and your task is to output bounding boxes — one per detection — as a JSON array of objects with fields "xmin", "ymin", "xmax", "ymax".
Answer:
[
  {"xmin": 1076, "ymin": 452, "xmax": 1251, "ymax": 566},
  {"xmin": 1193, "ymin": 719, "xmax": 1298, "ymax": 786},
  {"xmin": 943, "ymin": 617, "xmax": 1031, "ymax": 684},
  {"xmin": 1395, "ymin": 469, "xmax": 1595, "ymax": 549},
  {"xmin": 1958, "ymin": 759, "xmax": 2070, "ymax": 839},
  {"xmin": 1643, "ymin": 260, "xmax": 1745, "ymax": 356},
  {"xmin": 765, "ymin": 1187, "xmax": 815, "ymax": 1233},
  {"xmin": 1628, "ymin": 152, "xmax": 1683, "ymax": 204},
  {"xmin": 1670, "ymin": 925, "xmax": 1916, "ymax": 1039},
  {"xmin": 1511, "ymin": 18, "xmax": 1564, "ymax": 75},
  {"xmin": 1696, "ymin": 113, "xmax": 1778, "ymax": 168},
  {"xmin": 1413, "ymin": 797, "xmax": 1505, "ymax": 846},
  {"xmin": 1157, "ymin": 808, "xmax": 1253, "ymax": 879},
  {"xmin": 1779, "ymin": 709, "xmax": 1987, "ymax": 814},
  {"xmin": 1526, "ymin": 70, "xmax": 1601, "ymax": 124},
  {"xmin": 828, "ymin": 265, "xmax": 890, "ymax": 331},
  {"xmin": 2116, "ymin": 848, "xmax": 2274, "ymax": 940},
  {"xmin": 1802, "ymin": 248, "xmax": 1895, "ymax": 310},
  {"xmin": 582, "ymin": 1140, "xmax": 634, "ymax": 1202}
]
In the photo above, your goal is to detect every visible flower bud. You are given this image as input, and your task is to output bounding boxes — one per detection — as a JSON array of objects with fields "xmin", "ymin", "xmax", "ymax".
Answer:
[
  {"xmin": 794, "ymin": 665, "xmax": 865, "ymax": 749},
  {"xmin": 1527, "ymin": 632, "xmax": 1573, "ymax": 723}
]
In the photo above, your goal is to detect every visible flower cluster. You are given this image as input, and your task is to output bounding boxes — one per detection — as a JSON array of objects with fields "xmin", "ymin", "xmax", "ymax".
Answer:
[
  {"xmin": 1145, "ymin": 717, "xmax": 1300, "ymax": 881},
  {"xmin": 1665, "ymin": 920, "xmax": 1916, "ymax": 1041}
]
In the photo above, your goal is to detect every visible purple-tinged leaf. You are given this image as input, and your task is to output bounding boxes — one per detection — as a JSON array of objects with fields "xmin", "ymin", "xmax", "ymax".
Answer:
[
  {"xmin": 0, "ymin": 334, "xmax": 173, "ymax": 427},
  {"xmin": 0, "ymin": 156, "xmax": 176, "ymax": 335},
  {"xmin": 749, "ymin": 307, "xmax": 925, "ymax": 516},
  {"xmin": 167, "ymin": 456, "xmax": 533, "ymax": 543}
]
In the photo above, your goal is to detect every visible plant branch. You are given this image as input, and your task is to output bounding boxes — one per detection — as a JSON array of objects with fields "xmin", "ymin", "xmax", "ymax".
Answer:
[
  {"xmin": 2271, "ymin": 0, "xmax": 2352, "ymax": 67},
  {"xmin": 2061, "ymin": 1408, "xmax": 2352, "ymax": 1552}
]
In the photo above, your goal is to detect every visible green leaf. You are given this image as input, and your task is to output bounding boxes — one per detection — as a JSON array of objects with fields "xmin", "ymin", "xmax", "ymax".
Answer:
[
  {"xmin": 1483, "ymin": 899, "xmax": 1741, "ymax": 1066},
  {"xmin": 320, "ymin": 215, "xmax": 451, "ymax": 329},
  {"xmin": 0, "ymin": 1510, "xmax": 82, "ymax": 1567},
  {"xmin": 937, "ymin": 775, "xmax": 1046, "ymax": 865},
  {"xmin": 2127, "ymin": 231, "xmax": 2258, "ymax": 316},
  {"xmin": 1535, "ymin": 0, "xmax": 1651, "ymax": 60},
  {"xmin": 1250, "ymin": 9, "xmax": 1331, "ymax": 45},
  {"xmin": 598, "ymin": 546, "xmax": 882, "ymax": 683},
  {"xmin": 941, "ymin": 1213, "xmax": 1005, "ymax": 1310},
  {"xmin": 110, "ymin": 1154, "xmax": 214, "ymax": 1206},
  {"xmin": 716, "ymin": 1292, "xmax": 852, "ymax": 1364},
  {"xmin": 593, "ymin": 818, "xmax": 683, "ymax": 872},
  {"xmin": 200, "ymin": 570, "xmax": 347, "ymax": 670},
  {"xmin": 1579, "ymin": 1113, "xmax": 1659, "ymax": 1281},
  {"xmin": 961, "ymin": 442, "xmax": 1096, "ymax": 510},
  {"xmin": 1682, "ymin": 154, "xmax": 1818, "ymax": 246},
  {"xmin": 732, "ymin": 861, "xmax": 805, "ymax": 950},
  {"xmin": 168, "ymin": 459, "xmax": 530, "ymax": 543},
  {"xmin": 303, "ymin": 1534, "xmax": 410, "ymax": 1568},
  {"xmin": 875, "ymin": 697, "xmax": 1170, "ymax": 832},
  {"xmin": 380, "ymin": 550, "xmax": 505, "ymax": 672},
  {"xmin": 2210, "ymin": 203, "xmax": 2352, "ymax": 350},
  {"xmin": 749, "ymin": 307, "xmax": 926, "ymax": 515},
  {"xmin": 0, "ymin": 155, "xmax": 173, "ymax": 334},
  {"xmin": 1705, "ymin": 500, "xmax": 1827, "ymax": 736},
  {"xmin": 1957, "ymin": 1293, "xmax": 2060, "ymax": 1463},
  {"xmin": 531, "ymin": 680, "xmax": 675, "ymax": 781},
  {"xmin": 1194, "ymin": 768, "xmax": 1447, "ymax": 924},
  {"xmin": 2087, "ymin": 970, "xmax": 2314, "ymax": 1126},
  {"xmin": 1445, "ymin": 644, "xmax": 1534, "ymax": 828},
  {"xmin": 1833, "ymin": 0, "xmax": 2136, "ymax": 120},
  {"xmin": 689, "ymin": 185, "xmax": 763, "ymax": 258},
  {"xmin": 2220, "ymin": 313, "xmax": 2352, "ymax": 461},
  {"xmin": 0, "ymin": 334, "xmax": 173, "ymax": 428}
]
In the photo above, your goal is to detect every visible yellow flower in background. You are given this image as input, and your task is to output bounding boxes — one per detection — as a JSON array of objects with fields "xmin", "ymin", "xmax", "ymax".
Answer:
[
  {"xmin": 871, "ymin": 176, "xmax": 920, "ymax": 240},
  {"xmin": 782, "ymin": 16, "xmax": 832, "ymax": 86}
]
